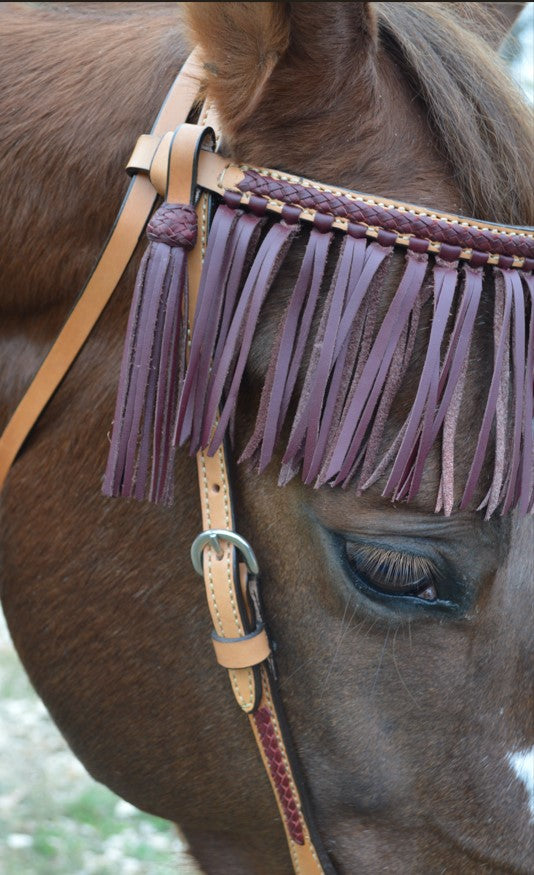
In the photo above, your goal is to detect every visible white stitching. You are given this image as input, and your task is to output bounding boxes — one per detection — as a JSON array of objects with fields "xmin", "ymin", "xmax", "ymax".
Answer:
[
  {"xmin": 216, "ymin": 443, "xmax": 255, "ymax": 710},
  {"xmin": 218, "ymin": 445, "xmax": 242, "ymax": 634},
  {"xmin": 262, "ymin": 670, "xmax": 322, "ymax": 873},
  {"xmin": 199, "ymin": 452, "xmax": 224, "ymax": 636},
  {"xmin": 224, "ymin": 190, "xmax": 527, "ymax": 268},
  {"xmin": 196, "ymin": 192, "xmax": 254, "ymax": 711}
]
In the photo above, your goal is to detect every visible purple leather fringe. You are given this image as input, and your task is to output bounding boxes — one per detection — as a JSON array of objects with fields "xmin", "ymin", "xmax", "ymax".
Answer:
[
  {"xmin": 240, "ymin": 227, "xmax": 333, "ymax": 472},
  {"xmin": 103, "ymin": 202, "xmax": 197, "ymax": 504},
  {"xmin": 105, "ymin": 198, "xmax": 533, "ymax": 516},
  {"xmin": 103, "ymin": 241, "xmax": 187, "ymax": 503},
  {"xmin": 174, "ymin": 205, "xmax": 264, "ymax": 449},
  {"xmin": 321, "ymin": 251, "xmax": 429, "ymax": 487}
]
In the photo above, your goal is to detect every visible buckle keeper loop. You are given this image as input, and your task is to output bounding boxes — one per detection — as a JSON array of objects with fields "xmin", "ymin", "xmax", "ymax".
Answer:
[{"xmin": 211, "ymin": 624, "xmax": 271, "ymax": 670}]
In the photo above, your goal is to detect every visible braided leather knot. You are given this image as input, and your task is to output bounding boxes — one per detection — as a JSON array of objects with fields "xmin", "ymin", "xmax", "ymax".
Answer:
[
  {"xmin": 147, "ymin": 202, "xmax": 197, "ymax": 249},
  {"xmin": 253, "ymin": 706, "xmax": 305, "ymax": 845},
  {"xmin": 238, "ymin": 170, "xmax": 534, "ymax": 260}
]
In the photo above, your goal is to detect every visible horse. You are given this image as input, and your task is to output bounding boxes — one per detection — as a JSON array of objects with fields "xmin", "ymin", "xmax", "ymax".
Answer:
[{"xmin": 1, "ymin": 2, "xmax": 533, "ymax": 872}]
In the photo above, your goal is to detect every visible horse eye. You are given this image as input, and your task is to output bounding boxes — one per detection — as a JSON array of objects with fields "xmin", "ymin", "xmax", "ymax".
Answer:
[{"xmin": 342, "ymin": 541, "xmax": 441, "ymax": 605}]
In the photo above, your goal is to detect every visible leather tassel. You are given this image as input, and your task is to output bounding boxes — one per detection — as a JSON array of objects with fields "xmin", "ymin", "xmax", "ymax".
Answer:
[
  {"xmin": 311, "ymin": 256, "xmax": 386, "ymax": 488},
  {"xmin": 279, "ymin": 236, "xmax": 392, "ymax": 484},
  {"xmin": 383, "ymin": 259, "xmax": 460, "ymax": 502},
  {"xmin": 102, "ymin": 202, "xmax": 196, "ymax": 503},
  {"xmin": 357, "ymin": 277, "xmax": 429, "ymax": 491},
  {"xmin": 148, "ymin": 243, "xmax": 189, "ymax": 504},
  {"xmin": 173, "ymin": 206, "xmax": 238, "ymax": 450},
  {"xmin": 461, "ymin": 270, "xmax": 511, "ymax": 513},
  {"xmin": 240, "ymin": 225, "xmax": 333, "ymax": 473},
  {"xmin": 501, "ymin": 270, "xmax": 527, "ymax": 513},
  {"xmin": 174, "ymin": 204, "xmax": 263, "ymax": 450},
  {"xmin": 435, "ymin": 352, "xmax": 469, "ymax": 516},
  {"xmin": 202, "ymin": 219, "xmax": 299, "ymax": 456},
  {"xmin": 394, "ymin": 265, "xmax": 483, "ymax": 505},
  {"xmin": 519, "ymin": 273, "xmax": 533, "ymax": 514},
  {"xmin": 322, "ymin": 250, "xmax": 429, "ymax": 487}
]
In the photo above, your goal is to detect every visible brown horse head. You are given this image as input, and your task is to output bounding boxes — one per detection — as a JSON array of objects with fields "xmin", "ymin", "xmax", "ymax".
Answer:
[{"xmin": 1, "ymin": 3, "xmax": 532, "ymax": 873}]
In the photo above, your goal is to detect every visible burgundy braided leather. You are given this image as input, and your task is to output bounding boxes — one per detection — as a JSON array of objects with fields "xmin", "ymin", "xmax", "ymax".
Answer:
[
  {"xmin": 238, "ymin": 170, "xmax": 534, "ymax": 262},
  {"xmin": 147, "ymin": 202, "xmax": 197, "ymax": 249},
  {"xmin": 254, "ymin": 706, "xmax": 305, "ymax": 845}
]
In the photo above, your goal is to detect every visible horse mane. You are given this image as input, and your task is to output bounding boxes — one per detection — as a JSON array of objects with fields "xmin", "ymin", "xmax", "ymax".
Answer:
[
  {"xmin": 99, "ymin": 3, "xmax": 533, "ymax": 516},
  {"xmin": 4, "ymin": 2, "xmax": 530, "ymax": 515},
  {"xmin": 376, "ymin": 2, "xmax": 534, "ymax": 226}
]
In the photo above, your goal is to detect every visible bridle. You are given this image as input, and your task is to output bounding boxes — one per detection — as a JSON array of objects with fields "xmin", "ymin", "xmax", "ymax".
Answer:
[{"xmin": 0, "ymin": 49, "xmax": 532, "ymax": 874}]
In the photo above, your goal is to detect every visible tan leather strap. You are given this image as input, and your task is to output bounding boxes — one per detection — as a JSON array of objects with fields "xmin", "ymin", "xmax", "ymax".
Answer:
[
  {"xmin": 127, "ymin": 132, "xmax": 242, "ymax": 197},
  {"xmin": 211, "ymin": 625, "xmax": 270, "ymax": 670},
  {"xmin": 0, "ymin": 46, "xmax": 333, "ymax": 874},
  {"xmin": 189, "ymin": 196, "xmax": 262, "ymax": 712},
  {"xmin": 0, "ymin": 48, "xmax": 205, "ymax": 491},
  {"xmin": 182, "ymin": 115, "xmax": 333, "ymax": 873},
  {"xmin": 191, "ymin": 229, "xmax": 331, "ymax": 875},
  {"xmin": 126, "ymin": 134, "xmax": 162, "ymax": 177}
]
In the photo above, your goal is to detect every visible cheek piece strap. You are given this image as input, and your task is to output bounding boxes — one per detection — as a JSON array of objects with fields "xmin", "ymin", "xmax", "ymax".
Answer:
[
  {"xmin": 2, "ymin": 45, "xmax": 532, "ymax": 874},
  {"xmin": 0, "ymin": 51, "xmax": 335, "ymax": 875},
  {"xmin": 167, "ymin": 122, "xmax": 333, "ymax": 874}
]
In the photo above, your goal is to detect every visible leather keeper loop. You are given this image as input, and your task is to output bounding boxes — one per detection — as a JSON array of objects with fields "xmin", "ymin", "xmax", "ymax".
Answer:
[
  {"xmin": 212, "ymin": 625, "xmax": 271, "ymax": 670},
  {"xmin": 150, "ymin": 124, "xmax": 215, "ymax": 203},
  {"xmin": 126, "ymin": 134, "xmax": 160, "ymax": 176}
]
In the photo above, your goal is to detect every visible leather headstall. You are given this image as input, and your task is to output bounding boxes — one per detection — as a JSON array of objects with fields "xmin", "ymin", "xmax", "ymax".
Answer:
[
  {"xmin": 1, "ymin": 48, "xmax": 532, "ymax": 875},
  {"xmin": 0, "ymin": 50, "xmax": 334, "ymax": 874}
]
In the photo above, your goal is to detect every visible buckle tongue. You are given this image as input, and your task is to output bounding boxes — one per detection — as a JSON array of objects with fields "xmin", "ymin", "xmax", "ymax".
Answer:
[{"xmin": 191, "ymin": 529, "xmax": 259, "ymax": 576}]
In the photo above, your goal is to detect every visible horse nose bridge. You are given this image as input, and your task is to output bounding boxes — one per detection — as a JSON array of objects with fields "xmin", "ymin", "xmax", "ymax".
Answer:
[
  {"xmin": 485, "ymin": 525, "xmax": 534, "ymax": 743},
  {"xmin": 511, "ymin": 638, "xmax": 534, "ymax": 742},
  {"xmin": 500, "ymin": 529, "xmax": 534, "ymax": 668},
  {"xmin": 500, "ymin": 594, "xmax": 534, "ymax": 701}
]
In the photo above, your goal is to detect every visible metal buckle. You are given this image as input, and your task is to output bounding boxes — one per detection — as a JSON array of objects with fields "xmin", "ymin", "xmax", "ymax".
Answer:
[{"xmin": 191, "ymin": 529, "xmax": 259, "ymax": 576}]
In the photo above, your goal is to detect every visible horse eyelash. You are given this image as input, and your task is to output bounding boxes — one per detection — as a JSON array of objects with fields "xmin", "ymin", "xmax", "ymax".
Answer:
[{"xmin": 345, "ymin": 544, "xmax": 437, "ymax": 586}]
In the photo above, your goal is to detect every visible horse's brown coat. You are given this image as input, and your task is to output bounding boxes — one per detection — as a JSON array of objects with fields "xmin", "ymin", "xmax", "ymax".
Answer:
[{"xmin": 1, "ymin": 3, "xmax": 533, "ymax": 873}]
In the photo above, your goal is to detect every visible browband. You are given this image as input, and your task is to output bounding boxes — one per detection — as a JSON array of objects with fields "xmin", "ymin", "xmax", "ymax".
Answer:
[
  {"xmin": 1, "ymin": 48, "xmax": 533, "ymax": 875},
  {"xmin": 129, "ymin": 136, "xmax": 534, "ymax": 268},
  {"xmin": 113, "ymin": 133, "xmax": 532, "ymax": 518}
]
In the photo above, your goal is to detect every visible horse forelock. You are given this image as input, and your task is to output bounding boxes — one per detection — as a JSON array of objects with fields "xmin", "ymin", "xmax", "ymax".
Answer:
[{"xmin": 376, "ymin": 2, "xmax": 534, "ymax": 226}]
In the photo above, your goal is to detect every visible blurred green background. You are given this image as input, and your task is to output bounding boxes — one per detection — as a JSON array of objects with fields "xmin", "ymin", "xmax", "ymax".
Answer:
[{"xmin": 0, "ymin": 612, "xmax": 199, "ymax": 874}]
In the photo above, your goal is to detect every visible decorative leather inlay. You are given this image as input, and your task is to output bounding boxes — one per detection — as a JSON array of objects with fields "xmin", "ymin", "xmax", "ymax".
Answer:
[
  {"xmin": 237, "ymin": 169, "xmax": 534, "ymax": 263},
  {"xmin": 147, "ymin": 202, "xmax": 198, "ymax": 249},
  {"xmin": 254, "ymin": 706, "xmax": 305, "ymax": 845}
]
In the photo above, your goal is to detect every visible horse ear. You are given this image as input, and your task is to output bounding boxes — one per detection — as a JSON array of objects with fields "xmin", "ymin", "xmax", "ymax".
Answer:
[{"xmin": 184, "ymin": 2, "xmax": 377, "ymax": 135}]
